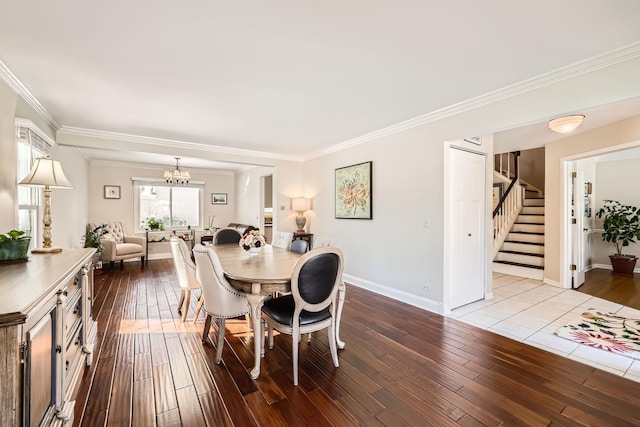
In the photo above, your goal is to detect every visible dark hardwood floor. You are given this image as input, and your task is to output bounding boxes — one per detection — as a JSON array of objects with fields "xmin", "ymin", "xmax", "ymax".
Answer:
[
  {"xmin": 579, "ymin": 268, "xmax": 640, "ymax": 310},
  {"xmin": 74, "ymin": 260, "xmax": 640, "ymax": 426}
]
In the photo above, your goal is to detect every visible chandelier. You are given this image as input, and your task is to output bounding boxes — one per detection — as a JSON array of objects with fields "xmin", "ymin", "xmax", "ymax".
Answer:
[{"xmin": 164, "ymin": 157, "xmax": 190, "ymax": 186}]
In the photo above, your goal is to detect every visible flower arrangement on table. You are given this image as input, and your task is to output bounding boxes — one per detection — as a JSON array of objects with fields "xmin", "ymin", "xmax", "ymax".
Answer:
[{"xmin": 240, "ymin": 229, "xmax": 266, "ymax": 254}]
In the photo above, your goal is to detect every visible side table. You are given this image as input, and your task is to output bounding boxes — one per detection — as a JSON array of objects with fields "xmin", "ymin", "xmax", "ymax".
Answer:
[{"xmin": 293, "ymin": 232, "xmax": 313, "ymax": 249}]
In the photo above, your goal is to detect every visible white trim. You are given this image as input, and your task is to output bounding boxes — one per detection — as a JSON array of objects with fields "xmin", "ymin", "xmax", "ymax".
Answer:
[
  {"xmin": 593, "ymin": 262, "xmax": 640, "ymax": 274},
  {"xmin": 304, "ymin": 41, "xmax": 640, "ymax": 161},
  {"xmin": 15, "ymin": 118, "xmax": 56, "ymax": 147},
  {"xmin": 58, "ymin": 126, "xmax": 304, "ymax": 162},
  {"xmin": 344, "ymin": 274, "xmax": 444, "ymax": 315},
  {"xmin": 542, "ymin": 277, "xmax": 562, "ymax": 288},
  {"xmin": 0, "ymin": 61, "xmax": 58, "ymax": 130}
]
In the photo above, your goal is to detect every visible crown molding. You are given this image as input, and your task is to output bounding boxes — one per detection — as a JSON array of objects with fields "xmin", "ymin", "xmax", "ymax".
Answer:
[
  {"xmin": 0, "ymin": 59, "xmax": 58, "ymax": 131},
  {"xmin": 58, "ymin": 126, "xmax": 303, "ymax": 162},
  {"xmin": 304, "ymin": 41, "xmax": 640, "ymax": 161}
]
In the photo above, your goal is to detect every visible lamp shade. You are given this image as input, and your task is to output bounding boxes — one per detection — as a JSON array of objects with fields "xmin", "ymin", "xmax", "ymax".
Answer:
[
  {"xmin": 18, "ymin": 157, "xmax": 73, "ymax": 188},
  {"xmin": 548, "ymin": 114, "xmax": 585, "ymax": 134},
  {"xmin": 292, "ymin": 197, "xmax": 311, "ymax": 212}
]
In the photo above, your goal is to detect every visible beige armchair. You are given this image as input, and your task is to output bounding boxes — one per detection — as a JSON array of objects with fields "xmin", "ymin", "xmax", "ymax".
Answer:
[{"xmin": 87, "ymin": 222, "xmax": 146, "ymax": 268}]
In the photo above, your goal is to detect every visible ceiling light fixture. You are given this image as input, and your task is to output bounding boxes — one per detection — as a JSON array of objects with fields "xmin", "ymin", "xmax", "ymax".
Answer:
[
  {"xmin": 164, "ymin": 157, "xmax": 190, "ymax": 186},
  {"xmin": 548, "ymin": 114, "xmax": 585, "ymax": 134}
]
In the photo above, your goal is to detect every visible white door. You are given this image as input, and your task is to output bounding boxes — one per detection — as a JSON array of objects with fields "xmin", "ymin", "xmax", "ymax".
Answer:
[{"xmin": 449, "ymin": 147, "xmax": 486, "ymax": 309}]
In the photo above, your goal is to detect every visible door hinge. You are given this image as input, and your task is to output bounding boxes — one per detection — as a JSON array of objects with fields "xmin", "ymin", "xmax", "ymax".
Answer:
[
  {"xmin": 571, "ymin": 172, "xmax": 577, "ymax": 178},
  {"xmin": 571, "ymin": 218, "xmax": 576, "ymax": 224},
  {"xmin": 569, "ymin": 264, "xmax": 577, "ymax": 271},
  {"xmin": 20, "ymin": 341, "xmax": 27, "ymax": 363}
]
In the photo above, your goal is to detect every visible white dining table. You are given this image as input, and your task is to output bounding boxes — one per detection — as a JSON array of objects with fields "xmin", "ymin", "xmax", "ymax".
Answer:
[{"xmin": 209, "ymin": 244, "xmax": 346, "ymax": 379}]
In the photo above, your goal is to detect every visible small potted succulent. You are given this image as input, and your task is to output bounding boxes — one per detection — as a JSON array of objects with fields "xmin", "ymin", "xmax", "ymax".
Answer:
[
  {"xmin": 596, "ymin": 199, "xmax": 640, "ymax": 274},
  {"xmin": 0, "ymin": 230, "xmax": 32, "ymax": 261}
]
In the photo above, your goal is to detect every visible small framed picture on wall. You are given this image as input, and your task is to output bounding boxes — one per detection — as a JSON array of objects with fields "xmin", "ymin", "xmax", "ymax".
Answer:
[
  {"xmin": 104, "ymin": 185, "xmax": 121, "ymax": 199},
  {"xmin": 211, "ymin": 193, "xmax": 227, "ymax": 204}
]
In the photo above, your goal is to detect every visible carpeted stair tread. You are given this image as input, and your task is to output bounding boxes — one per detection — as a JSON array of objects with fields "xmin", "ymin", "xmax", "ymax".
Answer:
[
  {"xmin": 510, "ymin": 231, "xmax": 544, "ymax": 235},
  {"xmin": 493, "ymin": 260, "xmax": 544, "ymax": 270},
  {"xmin": 499, "ymin": 250, "xmax": 544, "ymax": 257},
  {"xmin": 504, "ymin": 240, "xmax": 544, "ymax": 246}
]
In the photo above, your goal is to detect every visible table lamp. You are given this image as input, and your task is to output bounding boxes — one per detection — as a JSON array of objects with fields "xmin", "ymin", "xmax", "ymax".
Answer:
[
  {"xmin": 292, "ymin": 197, "xmax": 311, "ymax": 233},
  {"xmin": 19, "ymin": 157, "xmax": 73, "ymax": 253}
]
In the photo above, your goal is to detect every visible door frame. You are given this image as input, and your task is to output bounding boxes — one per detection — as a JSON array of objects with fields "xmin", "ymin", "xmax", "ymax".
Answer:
[{"xmin": 560, "ymin": 140, "xmax": 640, "ymax": 288}]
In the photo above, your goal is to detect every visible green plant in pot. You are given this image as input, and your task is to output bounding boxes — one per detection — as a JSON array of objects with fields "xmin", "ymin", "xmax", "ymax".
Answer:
[
  {"xmin": 84, "ymin": 224, "xmax": 107, "ymax": 260},
  {"xmin": 144, "ymin": 217, "xmax": 165, "ymax": 231},
  {"xmin": 0, "ymin": 230, "xmax": 32, "ymax": 261},
  {"xmin": 596, "ymin": 199, "xmax": 640, "ymax": 274}
]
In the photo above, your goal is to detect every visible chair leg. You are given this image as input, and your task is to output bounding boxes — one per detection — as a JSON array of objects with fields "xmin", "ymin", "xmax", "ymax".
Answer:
[
  {"xmin": 328, "ymin": 319, "xmax": 339, "ymax": 368},
  {"xmin": 202, "ymin": 314, "xmax": 212, "ymax": 343},
  {"xmin": 182, "ymin": 290, "xmax": 191, "ymax": 322},
  {"xmin": 268, "ymin": 324, "xmax": 274, "ymax": 349},
  {"xmin": 178, "ymin": 290, "xmax": 185, "ymax": 313},
  {"xmin": 292, "ymin": 328, "xmax": 300, "ymax": 386},
  {"xmin": 215, "ymin": 317, "xmax": 226, "ymax": 364},
  {"xmin": 193, "ymin": 297, "xmax": 204, "ymax": 324},
  {"xmin": 245, "ymin": 313, "xmax": 252, "ymax": 330},
  {"xmin": 307, "ymin": 332, "xmax": 312, "ymax": 343}
]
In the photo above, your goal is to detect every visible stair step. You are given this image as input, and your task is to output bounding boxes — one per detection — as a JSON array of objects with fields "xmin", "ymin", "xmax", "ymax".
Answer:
[
  {"xmin": 507, "ymin": 232, "xmax": 544, "ymax": 244},
  {"xmin": 502, "ymin": 241, "xmax": 544, "ymax": 254},
  {"xmin": 512, "ymin": 223, "xmax": 544, "ymax": 233},
  {"xmin": 493, "ymin": 261, "xmax": 544, "ymax": 280},
  {"xmin": 521, "ymin": 206, "xmax": 544, "ymax": 215},
  {"xmin": 523, "ymin": 198, "xmax": 545, "ymax": 207},
  {"xmin": 517, "ymin": 214, "xmax": 545, "ymax": 224},
  {"xmin": 493, "ymin": 260, "xmax": 544, "ymax": 270},
  {"xmin": 495, "ymin": 251, "xmax": 544, "ymax": 266}
]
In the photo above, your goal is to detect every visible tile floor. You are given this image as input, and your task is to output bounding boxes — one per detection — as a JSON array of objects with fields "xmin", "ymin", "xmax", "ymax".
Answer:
[{"xmin": 449, "ymin": 272, "xmax": 640, "ymax": 383}]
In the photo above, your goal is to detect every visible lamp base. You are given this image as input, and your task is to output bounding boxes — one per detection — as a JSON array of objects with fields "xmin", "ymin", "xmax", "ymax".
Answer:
[
  {"xmin": 295, "ymin": 213, "xmax": 307, "ymax": 233},
  {"xmin": 31, "ymin": 247, "xmax": 63, "ymax": 254}
]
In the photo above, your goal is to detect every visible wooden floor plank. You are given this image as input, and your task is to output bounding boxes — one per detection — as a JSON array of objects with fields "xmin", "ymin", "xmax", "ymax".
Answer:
[{"xmin": 73, "ymin": 260, "xmax": 640, "ymax": 427}]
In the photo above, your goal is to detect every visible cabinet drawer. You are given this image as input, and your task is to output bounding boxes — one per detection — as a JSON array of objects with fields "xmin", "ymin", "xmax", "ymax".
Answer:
[
  {"xmin": 64, "ymin": 291, "xmax": 82, "ymax": 341},
  {"xmin": 65, "ymin": 325, "xmax": 83, "ymax": 374},
  {"xmin": 61, "ymin": 271, "xmax": 82, "ymax": 297}
]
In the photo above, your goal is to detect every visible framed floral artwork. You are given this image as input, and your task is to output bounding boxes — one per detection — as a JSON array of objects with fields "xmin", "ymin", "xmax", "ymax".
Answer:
[{"xmin": 335, "ymin": 161, "xmax": 372, "ymax": 219}]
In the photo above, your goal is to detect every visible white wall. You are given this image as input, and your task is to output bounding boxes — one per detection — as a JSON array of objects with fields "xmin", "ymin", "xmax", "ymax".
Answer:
[
  {"xmin": 593, "ymin": 157, "xmax": 640, "ymax": 263},
  {"xmin": 0, "ymin": 78, "xmax": 18, "ymax": 231},
  {"xmin": 50, "ymin": 145, "xmax": 90, "ymax": 249}
]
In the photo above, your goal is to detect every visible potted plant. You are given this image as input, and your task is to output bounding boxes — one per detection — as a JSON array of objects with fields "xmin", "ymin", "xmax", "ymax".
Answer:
[
  {"xmin": 84, "ymin": 224, "xmax": 107, "ymax": 261},
  {"xmin": 0, "ymin": 230, "xmax": 31, "ymax": 261},
  {"xmin": 143, "ymin": 217, "xmax": 165, "ymax": 231},
  {"xmin": 596, "ymin": 199, "xmax": 640, "ymax": 274}
]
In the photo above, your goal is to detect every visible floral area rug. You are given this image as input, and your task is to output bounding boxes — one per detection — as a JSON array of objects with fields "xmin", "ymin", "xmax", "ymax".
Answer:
[{"xmin": 554, "ymin": 310, "xmax": 640, "ymax": 359}]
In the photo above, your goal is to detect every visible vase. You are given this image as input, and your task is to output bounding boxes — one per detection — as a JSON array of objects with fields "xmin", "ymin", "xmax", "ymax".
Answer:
[
  {"xmin": 248, "ymin": 246, "xmax": 262, "ymax": 255},
  {"xmin": 0, "ymin": 238, "xmax": 31, "ymax": 261}
]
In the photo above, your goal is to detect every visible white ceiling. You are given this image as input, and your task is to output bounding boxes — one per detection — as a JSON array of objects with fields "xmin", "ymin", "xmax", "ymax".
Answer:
[{"xmin": 1, "ymin": 1, "xmax": 640, "ymax": 167}]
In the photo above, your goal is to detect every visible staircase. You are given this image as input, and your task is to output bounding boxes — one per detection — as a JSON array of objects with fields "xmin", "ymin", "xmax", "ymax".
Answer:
[{"xmin": 493, "ymin": 197, "xmax": 544, "ymax": 280}]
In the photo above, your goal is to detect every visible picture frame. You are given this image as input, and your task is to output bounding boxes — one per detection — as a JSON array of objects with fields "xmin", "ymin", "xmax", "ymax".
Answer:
[
  {"xmin": 104, "ymin": 185, "xmax": 121, "ymax": 199},
  {"xmin": 335, "ymin": 161, "xmax": 372, "ymax": 219},
  {"xmin": 211, "ymin": 193, "xmax": 227, "ymax": 205}
]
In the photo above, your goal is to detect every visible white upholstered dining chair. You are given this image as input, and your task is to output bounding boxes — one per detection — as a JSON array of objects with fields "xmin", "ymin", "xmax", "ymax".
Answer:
[
  {"xmin": 192, "ymin": 244, "xmax": 251, "ymax": 364},
  {"xmin": 272, "ymin": 231, "xmax": 294, "ymax": 249},
  {"xmin": 261, "ymin": 246, "xmax": 344, "ymax": 385},
  {"xmin": 170, "ymin": 236, "xmax": 202, "ymax": 322}
]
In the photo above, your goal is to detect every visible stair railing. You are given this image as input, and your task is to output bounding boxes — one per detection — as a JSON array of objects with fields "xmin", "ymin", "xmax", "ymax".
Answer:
[{"xmin": 493, "ymin": 152, "xmax": 524, "ymax": 257}]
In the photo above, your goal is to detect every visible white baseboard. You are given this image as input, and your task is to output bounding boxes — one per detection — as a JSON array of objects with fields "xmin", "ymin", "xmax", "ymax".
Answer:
[
  {"xmin": 343, "ymin": 274, "xmax": 444, "ymax": 315},
  {"xmin": 591, "ymin": 262, "xmax": 640, "ymax": 274},
  {"xmin": 147, "ymin": 253, "xmax": 172, "ymax": 261},
  {"xmin": 543, "ymin": 277, "xmax": 561, "ymax": 288}
]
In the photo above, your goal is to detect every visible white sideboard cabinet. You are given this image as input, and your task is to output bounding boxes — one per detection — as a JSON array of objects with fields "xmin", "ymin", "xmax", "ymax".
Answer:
[{"xmin": 0, "ymin": 249, "xmax": 97, "ymax": 426}]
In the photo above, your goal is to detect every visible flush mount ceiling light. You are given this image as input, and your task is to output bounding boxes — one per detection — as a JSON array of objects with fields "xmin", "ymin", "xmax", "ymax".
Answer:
[
  {"xmin": 548, "ymin": 114, "xmax": 585, "ymax": 134},
  {"xmin": 164, "ymin": 157, "xmax": 190, "ymax": 186}
]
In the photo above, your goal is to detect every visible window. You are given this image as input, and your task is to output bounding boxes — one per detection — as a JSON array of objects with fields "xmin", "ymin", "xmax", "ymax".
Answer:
[
  {"xmin": 136, "ymin": 183, "xmax": 202, "ymax": 230},
  {"xmin": 16, "ymin": 120, "xmax": 54, "ymax": 246}
]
